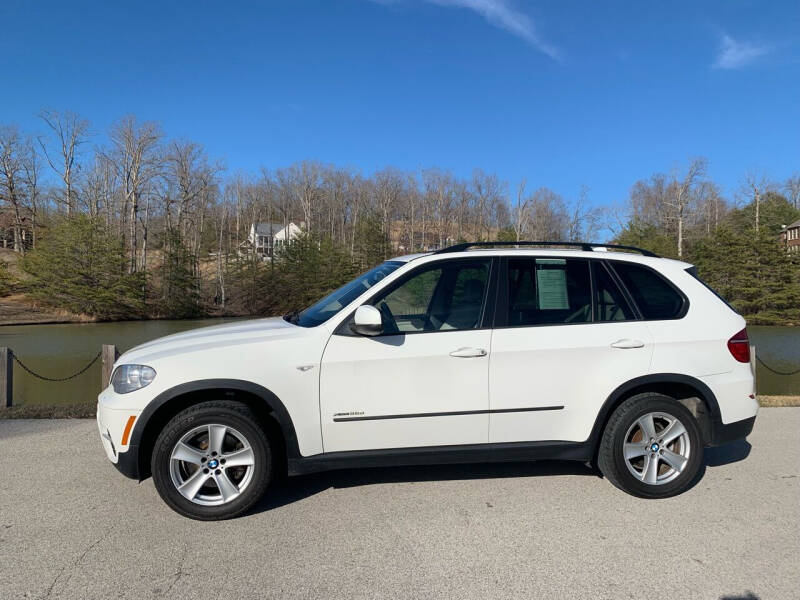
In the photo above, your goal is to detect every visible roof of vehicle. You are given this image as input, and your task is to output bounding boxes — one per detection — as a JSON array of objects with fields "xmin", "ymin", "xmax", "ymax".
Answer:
[{"xmin": 392, "ymin": 245, "xmax": 692, "ymax": 270}]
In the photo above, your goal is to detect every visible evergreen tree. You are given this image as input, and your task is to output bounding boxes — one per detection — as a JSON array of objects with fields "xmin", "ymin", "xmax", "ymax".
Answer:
[
  {"xmin": 615, "ymin": 223, "xmax": 681, "ymax": 259},
  {"xmin": 690, "ymin": 227, "xmax": 800, "ymax": 325},
  {"xmin": 266, "ymin": 232, "xmax": 359, "ymax": 315},
  {"xmin": 227, "ymin": 253, "xmax": 263, "ymax": 315},
  {"xmin": 158, "ymin": 228, "xmax": 202, "ymax": 318},
  {"xmin": 352, "ymin": 216, "xmax": 391, "ymax": 268},
  {"xmin": 727, "ymin": 192, "xmax": 800, "ymax": 235},
  {"xmin": 0, "ymin": 260, "xmax": 15, "ymax": 297},
  {"xmin": 20, "ymin": 216, "xmax": 145, "ymax": 318},
  {"xmin": 495, "ymin": 227, "xmax": 517, "ymax": 242}
]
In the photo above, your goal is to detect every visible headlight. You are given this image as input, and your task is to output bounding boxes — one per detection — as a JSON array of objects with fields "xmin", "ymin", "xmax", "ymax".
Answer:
[{"xmin": 111, "ymin": 365, "xmax": 157, "ymax": 394}]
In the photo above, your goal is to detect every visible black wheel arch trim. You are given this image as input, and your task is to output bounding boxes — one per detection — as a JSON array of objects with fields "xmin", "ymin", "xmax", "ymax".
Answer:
[
  {"xmin": 589, "ymin": 373, "xmax": 722, "ymax": 448},
  {"xmin": 125, "ymin": 379, "xmax": 302, "ymax": 480}
]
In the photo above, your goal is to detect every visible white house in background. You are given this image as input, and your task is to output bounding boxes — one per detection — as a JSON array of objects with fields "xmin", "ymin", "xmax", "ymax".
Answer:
[{"xmin": 242, "ymin": 222, "xmax": 302, "ymax": 258}]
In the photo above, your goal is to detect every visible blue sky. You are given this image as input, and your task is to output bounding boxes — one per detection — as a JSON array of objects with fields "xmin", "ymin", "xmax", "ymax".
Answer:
[{"xmin": 1, "ymin": 0, "xmax": 798, "ymax": 207}]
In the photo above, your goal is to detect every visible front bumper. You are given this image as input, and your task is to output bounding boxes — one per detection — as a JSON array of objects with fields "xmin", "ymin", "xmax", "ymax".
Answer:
[
  {"xmin": 708, "ymin": 415, "xmax": 756, "ymax": 447},
  {"xmin": 96, "ymin": 395, "xmax": 142, "ymax": 479},
  {"xmin": 112, "ymin": 444, "xmax": 141, "ymax": 479}
]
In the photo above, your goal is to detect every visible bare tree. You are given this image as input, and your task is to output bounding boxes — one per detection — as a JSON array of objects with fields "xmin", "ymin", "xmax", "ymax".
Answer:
[
  {"xmin": 513, "ymin": 179, "xmax": 531, "ymax": 242},
  {"xmin": 741, "ymin": 171, "xmax": 774, "ymax": 234},
  {"xmin": 694, "ymin": 181, "xmax": 725, "ymax": 235},
  {"xmin": 566, "ymin": 186, "xmax": 604, "ymax": 242},
  {"xmin": 167, "ymin": 140, "xmax": 219, "ymax": 238},
  {"xmin": 471, "ymin": 169, "xmax": 504, "ymax": 241},
  {"xmin": 21, "ymin": 137, "xmax": 42, "ymax": 249},
  {"xmin": 0, "ymin": 126, "xmax": 27, "ymax": 252},
  {"xmin": 784, "ymin": 174, "xmax": 800, "ymax": 210},
  {"xmin": 528, "ymin": 187, "xmax": 568, "ymax": 241},
  {"xmin": 38, "ymin": 109, "xmax": 90, "ymax": 216},
  {"xmin": 80, "ymin": 153, "xmax": 118, "ymax": 219},
  {"xmin": 109, "ymin": 116, "xmax": 163, "ymax": 272},
  {"xmin": 216, "ymin": 204, "xmax": 228, "ymax": 309},
  {"xmin": 629, "ymin": 174, "xmax": 670, "ymax": 231},
  {"xmin": 423, "ymin": 169, "xmax": 456, "ymax": 248},
  {"xmin": 278, "ymin": 161, "xmax": 322, "ymax": 233},
  {"xmin": 666, "ymin": 158, "xmax": 707, "ymax": 257},
  {"xmin": 374, "ymin": 167, "xmax": 405, "ymax": 255}
]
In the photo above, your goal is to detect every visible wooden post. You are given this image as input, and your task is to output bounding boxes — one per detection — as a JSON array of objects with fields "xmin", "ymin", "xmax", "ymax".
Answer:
[
  {"xmin": 101, "ymin": 345, "xmax": 119, "ymax": 391},
  {"xmin": 1, "ymin": 347, "xmax": 12, "ymax": 408}
]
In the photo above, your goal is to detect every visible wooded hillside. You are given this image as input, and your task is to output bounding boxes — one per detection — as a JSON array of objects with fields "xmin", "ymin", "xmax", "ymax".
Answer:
[{"xmin": 1, "ymin": 112, "xmax": 798, "ymax": 324}]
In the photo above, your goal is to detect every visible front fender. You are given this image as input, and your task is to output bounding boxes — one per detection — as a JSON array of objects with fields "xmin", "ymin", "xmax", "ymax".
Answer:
[{"xmin": 125, "ymin": 379, "xmax": 302, "ymax": 480}]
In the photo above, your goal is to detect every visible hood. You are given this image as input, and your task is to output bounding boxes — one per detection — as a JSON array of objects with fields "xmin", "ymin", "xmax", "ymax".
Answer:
[{"xmin": 118, "ymin": 317, "xmax": 305, "ymax": 365}]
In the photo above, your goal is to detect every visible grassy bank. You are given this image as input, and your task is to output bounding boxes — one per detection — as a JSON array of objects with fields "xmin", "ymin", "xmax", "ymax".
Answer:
[
  {"xmin": 1, "ymin": 396, "xmax": 798, "ymax": 420},
  {"xmin": 0, "ymin": 402, "xmax": 97, "ymax": 419},
  {"xmin": 757, "ymin": 395, "xmax": 800, "ymax": 407}
]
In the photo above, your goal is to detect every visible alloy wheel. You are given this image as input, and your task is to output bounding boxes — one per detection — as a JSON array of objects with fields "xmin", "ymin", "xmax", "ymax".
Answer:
[
  {"xmin": 169, "ymin": 424, "xmax": 256, "ymax": 506},
  {"xmin": 622, "ymin": 411, "xmax": 691, "ymax": 486}
]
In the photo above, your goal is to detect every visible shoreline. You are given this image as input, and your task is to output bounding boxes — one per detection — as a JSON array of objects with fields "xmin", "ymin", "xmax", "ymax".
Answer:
[{"xmin": 0, "ymin": 311, "xmax": 244, "ymax": 327}]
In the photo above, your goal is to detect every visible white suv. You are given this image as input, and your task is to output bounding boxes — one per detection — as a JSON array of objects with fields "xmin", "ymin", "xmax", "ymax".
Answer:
[{"xmin": 97, "ymin": 242, "xmax": 758, "ymax": 520}]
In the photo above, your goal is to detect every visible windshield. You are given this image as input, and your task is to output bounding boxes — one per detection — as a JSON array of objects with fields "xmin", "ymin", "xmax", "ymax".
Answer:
[{"xmin": 288, "ymin": 261, "xmax": 405, "ymax": 327}]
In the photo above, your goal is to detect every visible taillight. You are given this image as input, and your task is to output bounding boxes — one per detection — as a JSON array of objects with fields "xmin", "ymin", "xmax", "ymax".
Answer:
[{"xmin": 727, "ymin": 328, "xmax": 751, "ymax": 363}]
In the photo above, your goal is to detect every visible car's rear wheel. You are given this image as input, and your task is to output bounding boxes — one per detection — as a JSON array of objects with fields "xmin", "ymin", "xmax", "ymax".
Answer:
[
  {"xmin": 151, "ymin": 400, "xmax": 272, "ymax": 520},
  {"xmin": 598, "ymin": 393, "xmax": 703, "ymax": 498}
]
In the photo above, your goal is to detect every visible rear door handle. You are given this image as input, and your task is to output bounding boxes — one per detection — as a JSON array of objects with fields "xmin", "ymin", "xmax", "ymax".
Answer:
[
  {"xmin": 449, "ymin": 347, "xmax": 488, "ymax": 358},
  {"xmin": 610, "ymin": 339, "xmax": 645, "ymax": 349}
]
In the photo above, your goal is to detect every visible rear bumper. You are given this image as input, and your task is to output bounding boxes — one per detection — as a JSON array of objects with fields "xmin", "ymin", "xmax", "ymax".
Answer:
[{"xmin": 708, "ymin": 415, "xmax": 756, "ymax": 447}]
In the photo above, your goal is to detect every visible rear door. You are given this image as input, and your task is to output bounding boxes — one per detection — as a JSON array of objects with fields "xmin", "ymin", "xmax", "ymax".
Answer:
[{"xmin": 488, "ymin": 257, "xmax": 654, "ymax": 444}]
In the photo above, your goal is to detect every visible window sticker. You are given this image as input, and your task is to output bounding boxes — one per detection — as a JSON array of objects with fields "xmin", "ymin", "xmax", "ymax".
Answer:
[{"xmin": 536, "ymin": 261, "xmax": 569, "ymax": 310}]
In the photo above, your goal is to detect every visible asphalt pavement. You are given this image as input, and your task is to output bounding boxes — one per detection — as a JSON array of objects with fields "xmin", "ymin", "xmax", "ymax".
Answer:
[{"xmin": 1, "ymin": 409, "xmax": 798, "ymax": 599}]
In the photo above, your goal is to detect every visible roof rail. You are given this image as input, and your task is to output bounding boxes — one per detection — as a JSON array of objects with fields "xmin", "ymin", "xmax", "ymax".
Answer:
[{"xmin": 433, "ymin": 241, "xmax": 659, "ymax": 257}]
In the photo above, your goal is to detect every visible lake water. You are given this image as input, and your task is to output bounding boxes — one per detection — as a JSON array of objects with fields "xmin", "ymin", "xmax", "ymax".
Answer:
[{"xmin": 1, "ymin": 319, "xmax": 798, "ymax": 407}]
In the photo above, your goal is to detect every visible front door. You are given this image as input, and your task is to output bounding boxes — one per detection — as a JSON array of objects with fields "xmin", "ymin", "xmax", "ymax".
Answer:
[{"xmin": 320, "ymin": 258, "xmax": 495, "ymax": 452}]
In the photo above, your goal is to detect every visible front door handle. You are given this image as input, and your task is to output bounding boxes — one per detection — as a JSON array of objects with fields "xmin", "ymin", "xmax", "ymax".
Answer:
[
  {"xmin": 449, "ymin": 347, "xmax": 488, "ymax": 358},
  {"xmin": 610, "ymin": 339, "xmax": 645, "ymax": 349}
]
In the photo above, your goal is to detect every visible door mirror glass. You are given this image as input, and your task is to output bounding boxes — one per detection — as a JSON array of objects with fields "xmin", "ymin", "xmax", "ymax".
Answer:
[{"xmin": 350, "ymin": 304, "xmax": 383, "ymax": 336}]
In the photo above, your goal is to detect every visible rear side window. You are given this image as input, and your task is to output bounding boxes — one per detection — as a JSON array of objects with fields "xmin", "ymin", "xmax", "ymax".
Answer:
[
  {"xmin": 507, "ymin": 258, "xmax": 592, "ymax": 326},
  {"xmin": 593, "ymin": 263, "xmax": 636, "ymax": 322},
  {"xmin": 610, "ymin": 262, "xmax": 685, "ymax": 320}
]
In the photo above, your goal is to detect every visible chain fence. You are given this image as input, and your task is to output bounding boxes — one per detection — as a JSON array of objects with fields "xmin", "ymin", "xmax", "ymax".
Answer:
[
  {"xmin": 12, "ymin": 350, "xmax": 103, "ymax": 382},
  {"xmin": 755, "ymin": 355, "xmax": 800, "ymax": 377},
  {"xmin": 4, "ymin": 347, "xmax": 799, "ymax": 389}
]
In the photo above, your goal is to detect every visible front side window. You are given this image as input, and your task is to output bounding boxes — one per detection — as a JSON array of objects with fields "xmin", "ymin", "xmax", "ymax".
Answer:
[
  {"xmin": 610, "ymin": 261, "xmax": 685, "ymax": 320},
  {"xmin": 372, "ymin": 260, "xmax": 491, "ymax": 334},
  {"xmin": 506, "ymin": 258, "xmax": 592, "ymax": 326}
]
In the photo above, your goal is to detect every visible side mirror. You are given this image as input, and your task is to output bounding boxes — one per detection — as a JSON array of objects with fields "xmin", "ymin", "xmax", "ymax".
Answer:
[{"xmin": 350, "ymin": 304, "xmax": 383, "ymax": 336}]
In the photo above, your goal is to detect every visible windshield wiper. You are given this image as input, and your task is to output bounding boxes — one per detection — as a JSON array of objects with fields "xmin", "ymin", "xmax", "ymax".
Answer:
[{"xmin": 283, "ymin": 310, "xmax": 301, "ymax": 325}]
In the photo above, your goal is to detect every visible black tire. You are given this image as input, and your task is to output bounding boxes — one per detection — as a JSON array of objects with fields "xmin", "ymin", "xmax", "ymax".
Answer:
[
  {"xmin": 598, "ymin": 393, "xmax": 703, "ymax": 499},
  {"xmin": 151, "ymin": 400, "xmax": 272, "ymax": 520}
]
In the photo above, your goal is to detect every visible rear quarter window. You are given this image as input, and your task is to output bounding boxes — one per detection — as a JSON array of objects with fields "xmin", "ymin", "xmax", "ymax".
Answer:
[
  {"xmin": 609, "ymin": 261, "xmax": 686, "ymax": 320},
  {"xmin": 685, "ymin": 266, "xmax": 735, "ymax": 311}
]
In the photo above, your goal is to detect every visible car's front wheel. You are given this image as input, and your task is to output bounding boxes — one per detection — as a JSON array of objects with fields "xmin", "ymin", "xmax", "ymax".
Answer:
[
  {"xmin": 151, "ymin": 400, "xmax": 272, "ymax": 520},
  {"xmin": 598, "ymin": 393, "xmax": 703, "ymax": 498}
]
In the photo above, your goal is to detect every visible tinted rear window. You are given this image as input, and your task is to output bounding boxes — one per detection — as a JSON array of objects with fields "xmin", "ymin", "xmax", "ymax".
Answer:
[
  {"xmin": 507, "ymin": 258, "xmax": 592, "ymax": 326},
  {"xmin": 610, "ymin": 262, "xmax": 685, "ymax": 320}
]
